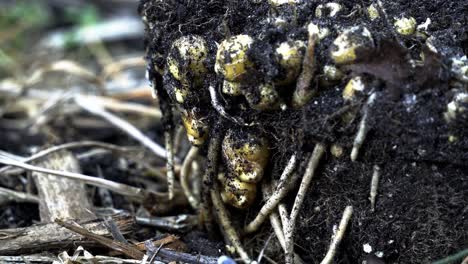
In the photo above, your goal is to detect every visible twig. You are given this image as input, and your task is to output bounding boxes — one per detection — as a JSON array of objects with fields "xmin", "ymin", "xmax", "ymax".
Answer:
[
  {"xmin": 165, "ymin": 130, "xmax": 176, "ymax": 200},
  {"xmin": 0, "ymin": 141, "xmax": 136, "ymax": 175},
  {"xmin": 0, "ymin": 186, "xmax": 39, "ymax": 204},
  {"xmin": 320, "ymin": 206, "xmax": 353, "ymax": 264},
  {"xmin": 351, "ymin": 92, "xmax": 377, "ymax": 161},
  {"xmin": 211, "ymin": 185, "xmax": 252, "ymax": 264},
  {"xmin": 152, "ymin": 248, "xmax": 218, "ymax": 264},
  {"xmin": 285, "ymin": 143, "xmax": 326, "ymax": 264},
  {"xmin": 369, "ymin": 165, "xmax": 381, "ymax": 212},
  {"xmin": 0, "ymin": 156, "xmax": 145, "ymax": 200},
  {"xmin": 292, "ymin": 32, "xmax": 318, "ymax": 108},
  {"xmin": 244, "ymin": 154, "xmax": 298, "ymax": 234},
  {"xmin": 0, "ymin": 214, "xmax": 136, "ymax": 255},
  {"xmin": 181, "ymin": 146, "xmax": 200, "ymax": 209},
  {"xmin": 135, "ymin": 214, "xmax": 198, "ymax": 232},
  {"xmin": 55, "ymin": 219, "xmax": 145, "ymax": 260},
  {"xmin": 74, "ymin": 95, "xmax": 167, "ymax": 160}
]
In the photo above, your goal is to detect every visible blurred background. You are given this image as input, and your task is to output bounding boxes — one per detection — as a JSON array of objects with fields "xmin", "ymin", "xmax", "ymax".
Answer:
[
  {"xmin": 0, "ymin": 0, "xmax": 156, "ymax": 152},
  {"xmin": 0, "ymin": 0, "xmax": 175, "ymax": 228}
]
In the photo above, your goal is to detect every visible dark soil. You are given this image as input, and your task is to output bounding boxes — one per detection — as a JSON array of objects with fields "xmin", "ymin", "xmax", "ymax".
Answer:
[{"xmin": 142, "ymin": 0, "xmax": 467, "ymax": 262}]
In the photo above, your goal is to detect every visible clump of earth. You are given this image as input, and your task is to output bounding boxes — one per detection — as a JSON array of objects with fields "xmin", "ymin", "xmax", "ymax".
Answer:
[{"xmin": 139, "ymin": 0, "xmax": 467, "ymax": 263}]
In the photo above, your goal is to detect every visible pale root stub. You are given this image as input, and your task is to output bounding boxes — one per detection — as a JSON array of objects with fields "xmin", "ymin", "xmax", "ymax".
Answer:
[
  {"xmin": 394, "ymin": 16, "xmax": 417, "ymax": 35},
  {"xmin": 343, "ymin": 76, "xmax": 366, "ymax": 101},
  {"xmin": 315, "ymin": 2, "xmax": 342, "ymax": 18},
  {"xmin": 330, "ymin": 26, "xmax": 374, "ymax": 65},
  {"xmin": 275, "ymin": 40, "xmax": 306, "ymax": 85},
  {"xmin": 269, "ymin": 0, "xmax": 301, "ymax": 7},
  {"xmin": 307, "ymin": 23, "xmax": 330, "ymax": 42}
]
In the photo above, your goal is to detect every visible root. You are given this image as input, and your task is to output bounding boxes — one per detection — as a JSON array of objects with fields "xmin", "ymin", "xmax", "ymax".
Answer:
[
  {"xmin": 270, "ymin": 211, "xmax": 287, "ymax": 251},
  {"xmin": 209, "ymin": 84, "xmax": 254, "ymax": 126},
  {"xmin": 292, "ymin": 32, "xmax": 318, "ymax": 108},
  {"xmin": 285, "ymin": 143, "xmax": 326, "ymax": 264},
  {"xmin": 244, "ymin": 154, "xmax": 298, "ymax": 234},
  {"xmin": 180, "ymin": 146, "xmax": 200, "ymax": 209},
  {"xmin": 320, "ymin": 206, "xmax": 354, "ymax": 264},
  {"xmin": 165, "ymin": 130, "xmax": 176, "ymax": 200},
  {"xmin": 201, "ymin": 126, "xmax": 223, "ymax": 233},
  {"xmin": 369, "ymin": 165, "xmax": 381, "ymax": 212},
  {"xmin": 278, "ymin": 203, "xmax": 289, "ymax": 233},
  {"xmin": 350, "ymin": 92, "xmax": 377, "ymax": 161},
  {"xmin": 211, "ymin": 183, "xmax": 253, "ymax": 264}
]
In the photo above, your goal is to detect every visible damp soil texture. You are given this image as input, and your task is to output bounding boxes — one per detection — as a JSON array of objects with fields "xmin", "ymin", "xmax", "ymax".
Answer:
[{"xmin": 140, "ymin": 0, "xmax": 467, "ymax": 263}]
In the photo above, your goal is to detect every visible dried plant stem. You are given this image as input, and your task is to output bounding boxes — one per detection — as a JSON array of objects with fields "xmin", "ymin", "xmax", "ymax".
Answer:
[
  {"xmin": 81, "ymin": 95, "xmax": 161, "ymax": 118},
  {"xmin": 25, "ymin": 60, "xmax": 106, "ymax": 95},
  {"xmin": 0, "ymin": 186, "xmax": 39, "ymax": 204},
  {"xmin": 369, "ymin": 165, "xmax": 381, "ymax": 211},
  {"xmin": 320, "ymin": 206, "xmax": 354, "ymax": 264},
  {"xmin": 0, "ymin": 141, "xmax": 135, "ymax": 175},
  {"xmin": 56, "ymin": 219, "xmax": 145, "ymax": 260},
  {"xmin": 350, "ymin": 92, "xmax": 377, "ymax": 161},
  {"xmin": 244, "ymin": 154, "xmax": 298, "ymax": 234},
  {"xmin": 181, "ymin": 146, "xmax": 200, "ymax": 209},
  {"xmin": 285, "ymin": 143, "xmax": 326, "ymax": 264},
  {"xmin": 0, "ymin": 157, "xmax": 145, "ymax": 200},
  {"xmin": 103, "ymin": 57, "xmax": 146, "ymax": 78},
  {"xmin": 211, "ymin": 185, "xmax": 252, "ymax": 264},
  {"xmin": 75, "ymin": 95, "xmax": 167, "ymax": 160}
]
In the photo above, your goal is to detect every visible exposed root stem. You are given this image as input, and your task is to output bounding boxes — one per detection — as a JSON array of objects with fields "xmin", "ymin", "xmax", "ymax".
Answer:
[
  {"xmin": 320, "ymin": 206, "xmax": 354, "ymax": 264},
  {"xmin": 244, "ymin": 154, "xmax": 298, "ymax": 234},
  {"xmin": 201, "ymin": 126, "xmax": 222, "ymax": 233},
  {"xmin": 209, "ymin": 84, "xmax": 255, "ymax": 126},
  {"xmin": 180, "ymin": 146, "xmax": 200, "ymax": 209},
  {"xmin": 369, "ymin": 165, "xmax": 381, "ymax": 212},
  {"xmin": 165, "ymin": 130, "xmax": 176, "ymax": 200},
  {"xmin": 270, "ymin": 211, "xmax": 286, "ymax": 251},
  {"xmin": 278, "ymin": 203, "xmax": 289, "ymax": 232},
  {"xmin": 350, "ymin": 92, "xmax": 377, "ymax": 161},
  {"xmin": 292, "ymin": 32, "xmax": 318, "ymax": 108},
  {"xmin": 285, "ymin": 143, "xmax": 326, "ymax": 264},
  {"xmin": 211, "ymin": 183, "xmax": 253, "ymax": 264}
]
